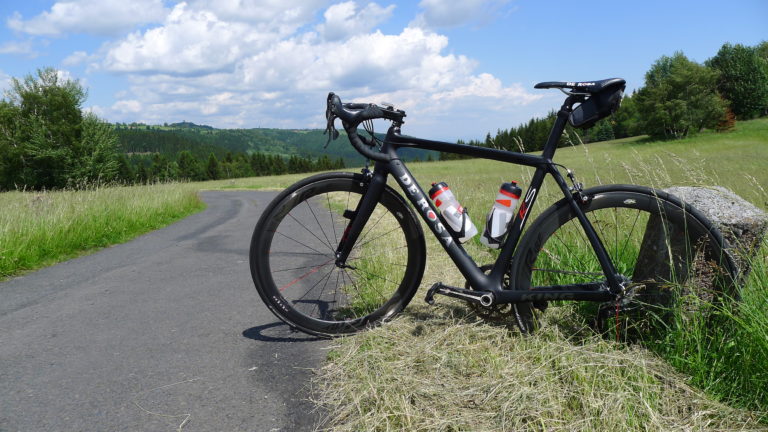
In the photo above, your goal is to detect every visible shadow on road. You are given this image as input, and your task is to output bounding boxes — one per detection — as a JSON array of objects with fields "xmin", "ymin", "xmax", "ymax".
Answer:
[{"xmin": 242, "ymin": 322, "xmax": 324, "ymax": 343}]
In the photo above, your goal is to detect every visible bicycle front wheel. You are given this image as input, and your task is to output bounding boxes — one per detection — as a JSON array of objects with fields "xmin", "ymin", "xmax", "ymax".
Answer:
[
  {"xmin": 250, "ymin": 172, "xmax": 426, "ymax": 337},
  {"xmin": 510, "ymin": 184, "xmax": 737, "ymax": 334}
]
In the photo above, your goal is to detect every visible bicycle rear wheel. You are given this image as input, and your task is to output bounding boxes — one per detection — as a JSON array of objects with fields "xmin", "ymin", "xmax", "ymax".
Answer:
[
  {"xmin": 250, "ymin": 172, "xmax": 426, "ymax": 337},
  {"xmin": 511, "ymin": 184, "xmax": 737, "ymax": 334}
]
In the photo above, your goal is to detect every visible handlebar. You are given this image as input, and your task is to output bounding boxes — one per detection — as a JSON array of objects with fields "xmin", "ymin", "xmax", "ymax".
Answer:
[{"xmin": 325, "ymin": 92, "xmax": 405, "ymax": 162}]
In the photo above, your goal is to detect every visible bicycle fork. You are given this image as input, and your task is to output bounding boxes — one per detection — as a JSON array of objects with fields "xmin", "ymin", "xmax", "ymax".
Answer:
[{"xmin": 333, "ymin": 166, "xmax": 387, "ymax": 267}]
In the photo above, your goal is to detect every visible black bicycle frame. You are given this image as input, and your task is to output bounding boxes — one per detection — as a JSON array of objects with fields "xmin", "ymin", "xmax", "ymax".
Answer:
[{"xmin": 336, "ymin": 98, "xmax": 620, "ymax": 305}]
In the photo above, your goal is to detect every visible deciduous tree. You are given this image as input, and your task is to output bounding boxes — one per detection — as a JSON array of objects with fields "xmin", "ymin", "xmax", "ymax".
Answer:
[
  {"xmin": 706, "ymin": 43, "xmax": 768, "ymax": 119},
  {"xmin": 635, "ymin": 52, "xmax": 726, "ymax": 139}
]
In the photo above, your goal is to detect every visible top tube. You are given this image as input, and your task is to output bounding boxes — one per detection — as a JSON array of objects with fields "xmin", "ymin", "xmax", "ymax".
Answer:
[{"xmin": 385, "ymin": 95, "xmax": 577, "ymax": 164}]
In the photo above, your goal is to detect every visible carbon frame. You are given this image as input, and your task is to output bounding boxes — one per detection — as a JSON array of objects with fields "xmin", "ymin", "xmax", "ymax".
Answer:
[{"xmin": 336, "ymin": 98, "xmax": 620, "ymax": 305}]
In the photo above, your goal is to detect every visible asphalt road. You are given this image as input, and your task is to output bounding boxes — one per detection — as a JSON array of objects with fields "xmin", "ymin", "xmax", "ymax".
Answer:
[{"xmin": 0, "ymin": 191, "xmax": 327, "ymax": 432}]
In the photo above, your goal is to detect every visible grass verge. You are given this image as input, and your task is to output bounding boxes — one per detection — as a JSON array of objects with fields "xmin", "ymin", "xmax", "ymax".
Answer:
[{"xmin": 0, "ymin": 182, "xmax": 203, "ymax": 280}]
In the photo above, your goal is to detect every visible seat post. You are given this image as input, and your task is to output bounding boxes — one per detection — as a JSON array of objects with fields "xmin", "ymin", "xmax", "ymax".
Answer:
[{"xmin": 541, "ymin": 97, "xmax": 577, "ymax": 159}]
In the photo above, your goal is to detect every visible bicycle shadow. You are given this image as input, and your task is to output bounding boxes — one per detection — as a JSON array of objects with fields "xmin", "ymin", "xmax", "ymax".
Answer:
[{"xmin": 242, "ymin": 322, "xmax": 323, "ymax": 343}]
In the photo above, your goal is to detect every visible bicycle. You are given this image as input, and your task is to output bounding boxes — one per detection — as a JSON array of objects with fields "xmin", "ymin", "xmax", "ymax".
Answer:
[{"xmin": 249, "ymin": 78, "xmax": 737, "ymax": 338}]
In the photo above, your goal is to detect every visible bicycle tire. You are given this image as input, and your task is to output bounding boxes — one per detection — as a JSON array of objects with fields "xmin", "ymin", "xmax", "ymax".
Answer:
[
  {"xmin": 510, "ymin": 184, "xmax": 737, "ymax": 334},
  {"xmin": 249, "ymin": 172, "xmax": 426, "ymax": 337}
]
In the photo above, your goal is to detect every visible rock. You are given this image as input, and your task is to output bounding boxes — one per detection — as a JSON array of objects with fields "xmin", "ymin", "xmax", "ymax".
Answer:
[
  {"xmin": 631, "ymin": 186, "xmax": 766, "ymax": 311},
  {"xmin": 664, "ymin": 186, "xmax": 768, "ymax": 271}
]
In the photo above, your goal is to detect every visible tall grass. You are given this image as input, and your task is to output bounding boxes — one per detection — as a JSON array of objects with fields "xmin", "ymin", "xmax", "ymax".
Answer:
[
  {"xmin": 0, "ymin": 182, "xmax": 203, "ymax": 279},
  {"xmin": 645, "ymin": 240, "xmax": 768, "ymax": 413}
]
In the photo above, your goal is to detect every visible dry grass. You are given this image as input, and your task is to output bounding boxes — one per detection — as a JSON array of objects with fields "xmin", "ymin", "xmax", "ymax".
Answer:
[{"xmin": 312, "ymin": 303, "xmax": 767, "ymax": 431}]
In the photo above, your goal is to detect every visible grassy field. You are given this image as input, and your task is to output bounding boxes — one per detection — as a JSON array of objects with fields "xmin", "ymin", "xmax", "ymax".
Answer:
[{"xmin": 1, "ymin": 118, "xmax": 766, "ymax": 430}]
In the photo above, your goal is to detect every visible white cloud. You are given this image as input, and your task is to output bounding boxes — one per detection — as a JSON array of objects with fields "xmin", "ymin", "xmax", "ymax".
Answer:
[
  {"xmin": 0, "ymin": 70, "xmax": 11, "ymax": 94},
  {"xmin": 111, "ymin": 99, "xmax": 143, "ymax": 114},
  {"xmin": 317, "ymin": 2, "xmax": 395, "ymax": 41},
  {"xmin": 0, "ymin": 40, "xmax": 38, "ymax": 57},
  {"xmin": 102, "ymin": 25, "xmax": 540, "ymax": 136},
  {"xmin": 93, "ymin": 1, "xmax": 539, "ymax": 138},
  {"xmin": 103, "ymin": 3, "xmax": 290, "ymax": 75},
  {"xmin": 432, "ymin": 73, "xmax": 538, "ymax": 103},
  {"xmin": 62, "ymin": 50, "xmax": 99, "ymax": 67},
  {"xmin": 7, "ymin": 0, "xmax": 168, "ymax": 36},
  {"xmin": 186, "ymin": 0, "xmax": 328, "ymax": 25},
  {"xmin": 414, "ymin": 0, "xmax": 511, "ymax": 29}
]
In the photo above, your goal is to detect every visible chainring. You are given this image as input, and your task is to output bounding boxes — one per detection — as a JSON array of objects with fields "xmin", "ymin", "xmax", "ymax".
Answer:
[{"xmin": 464, "ymin": 264, "xmax": 518, "ymax": 323}]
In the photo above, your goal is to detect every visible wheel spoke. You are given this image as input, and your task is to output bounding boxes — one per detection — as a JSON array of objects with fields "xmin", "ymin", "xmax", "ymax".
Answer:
[
  {"xmin": 327, "ymin": 193, "xmax": 339, "ymax": 246},
  {"xmin": 287, "ymin": 211, "xmax": 335, "ymax": 253},
  {"xmin": 278, "ymin": 258, "xmax": 334, "ymax": 292},
  {"xmin": 355, "ymin": 208, "xmax": 389, "ymax": 249},
  {"xmin": 353, "ymin": 225, "xmax": 404, "ymax": 251},
  {"xmin": 304, "ymin": 198, "xmax": 334, "ymax": 251},
  {"xmin": 273, "ymin": 230, "xmax": 331, "ymax": 257}
]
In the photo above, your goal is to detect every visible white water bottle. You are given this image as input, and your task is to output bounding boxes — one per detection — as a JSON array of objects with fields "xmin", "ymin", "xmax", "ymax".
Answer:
[
  {"xmin": 480, "ymin": 181, "xmax": 522, "ymax": 249},
  {"xmin": 428, "ymin": 182, "xmax": 478, "ymax": 243}
]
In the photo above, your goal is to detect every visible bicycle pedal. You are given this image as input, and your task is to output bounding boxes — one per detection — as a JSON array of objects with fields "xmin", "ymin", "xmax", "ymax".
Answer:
[{"xmin": 424, "ymin": 283, "xmax": 441, "ymax": 305}]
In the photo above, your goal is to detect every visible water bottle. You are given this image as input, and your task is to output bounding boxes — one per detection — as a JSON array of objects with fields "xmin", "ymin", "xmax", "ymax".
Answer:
[
  {"xmin": 428, "ymin": 182, "xmax": 478, "ymax": 243},
  {"xmin": 480, "ymin": 181, "xmax": 522, "ymax": 249}
]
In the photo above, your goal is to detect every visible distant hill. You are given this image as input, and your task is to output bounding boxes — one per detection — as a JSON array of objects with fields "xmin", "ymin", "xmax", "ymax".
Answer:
[
  {"xmin": 167, "ymin": 121, "xmax": 214, "ymax": 130},
  {"xmin": 114, "ymin": 124, "xmax": 438, "ymax": 165}
]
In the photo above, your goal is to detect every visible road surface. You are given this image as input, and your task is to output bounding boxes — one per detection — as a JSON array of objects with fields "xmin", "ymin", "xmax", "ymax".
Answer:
[{"xmin": 0, "ymin": 191, "xmax": 327, "ymax": 431}]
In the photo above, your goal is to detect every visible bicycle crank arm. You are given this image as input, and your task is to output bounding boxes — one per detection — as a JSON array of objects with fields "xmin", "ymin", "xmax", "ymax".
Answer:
[{"xmin": 425, "ymin": 283, "xmax": 494, "ymax": 307}]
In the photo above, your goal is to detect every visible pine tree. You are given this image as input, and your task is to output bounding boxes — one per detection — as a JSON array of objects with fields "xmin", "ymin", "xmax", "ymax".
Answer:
[{"xmin": 206, "ymin": 153, "xmax": 221, "ymax": 180}]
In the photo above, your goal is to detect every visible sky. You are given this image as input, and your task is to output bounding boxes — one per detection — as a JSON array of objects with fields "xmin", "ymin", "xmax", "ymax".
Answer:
[{"xmin": 0, "ymin": 0, "xmax": 766, "ymax": 141}]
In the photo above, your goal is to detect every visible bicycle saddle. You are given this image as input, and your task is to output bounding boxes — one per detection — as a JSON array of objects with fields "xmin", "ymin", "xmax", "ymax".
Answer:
[{"xmin": 534, "ymin": 78, "xmax": 625, "ymax": 94}]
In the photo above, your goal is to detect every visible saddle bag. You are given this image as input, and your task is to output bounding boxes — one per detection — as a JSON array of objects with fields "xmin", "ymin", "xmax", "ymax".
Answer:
[{"xmin": 569, "ymin": 82, "xmax": 626, "ymax": 129}]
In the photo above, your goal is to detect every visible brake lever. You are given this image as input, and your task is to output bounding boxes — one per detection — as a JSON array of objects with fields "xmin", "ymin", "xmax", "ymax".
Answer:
[
  {"xmin": 324, "ymin": 95, "xmax": 340, "ymax": 148},
  {"xmin": 323, "ymin": 119, "xmax": 339, "ymax": 148}
]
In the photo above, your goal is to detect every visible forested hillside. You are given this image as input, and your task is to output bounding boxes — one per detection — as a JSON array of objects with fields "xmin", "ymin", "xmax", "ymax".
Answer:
[{"xmin": 113, "ymin": 123, "xmax": 438, "ymax": 183}]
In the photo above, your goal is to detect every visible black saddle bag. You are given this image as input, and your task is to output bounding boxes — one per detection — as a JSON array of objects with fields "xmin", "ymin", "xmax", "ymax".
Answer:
[{"xmin": 569, "ymin": 83, "xmax": 626, "ymax": 129}]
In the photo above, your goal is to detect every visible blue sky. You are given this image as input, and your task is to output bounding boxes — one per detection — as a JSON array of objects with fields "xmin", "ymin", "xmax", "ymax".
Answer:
[{"xmin": 1, "ymin": 0, "xmax": 766, "ymax": 140}]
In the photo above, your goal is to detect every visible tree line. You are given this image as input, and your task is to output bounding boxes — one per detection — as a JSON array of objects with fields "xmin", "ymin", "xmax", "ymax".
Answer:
[
  {"xmin": 0, "ymin": 68, "xmax": 344, "ymax": 190},
  {"xmin": 443, "ymin": 41, "xmax": 768, "ymax": 158},
  {"xmin": 0, "ymin": 68, "xmax": 120, "ymax": 190},
  {"xmin": 118, "ymin": 151, "xmax": 344, "ymax": 184}
]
